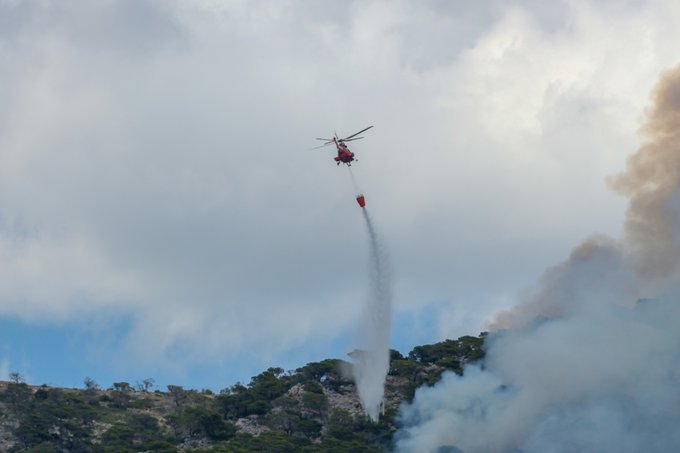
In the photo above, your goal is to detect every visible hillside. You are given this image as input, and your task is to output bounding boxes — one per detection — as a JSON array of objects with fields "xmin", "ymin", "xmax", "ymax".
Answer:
[{"xmin": 0, "ymin": 334, "xmax": 485, "ymax": 452}]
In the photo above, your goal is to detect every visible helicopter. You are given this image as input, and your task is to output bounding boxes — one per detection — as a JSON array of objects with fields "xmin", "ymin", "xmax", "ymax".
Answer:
[{"xmin": 314, "ymin": 126, "xmax": 373, "ymax": 166}]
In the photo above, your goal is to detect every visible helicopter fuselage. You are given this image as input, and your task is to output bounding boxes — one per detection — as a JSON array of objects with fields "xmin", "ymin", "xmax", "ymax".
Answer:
[{"xmin": 334, "ymin": 139, "xmax": 355, "ymax": 165}]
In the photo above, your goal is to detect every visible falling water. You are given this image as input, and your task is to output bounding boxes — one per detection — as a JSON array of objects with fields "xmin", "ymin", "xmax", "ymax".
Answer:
[{"xmin": 351, "ymin": 208, "xmax": 393, "ymax": 421}]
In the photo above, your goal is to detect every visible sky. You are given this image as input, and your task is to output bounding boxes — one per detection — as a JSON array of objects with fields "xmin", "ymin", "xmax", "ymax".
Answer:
[{"xmin": 1, "ymin": 0, "xmax": 680, "ymax": 392}]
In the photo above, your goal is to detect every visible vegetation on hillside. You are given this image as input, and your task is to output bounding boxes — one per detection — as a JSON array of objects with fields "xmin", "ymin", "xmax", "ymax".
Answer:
[{"xmin": 0, "ymin": 334, "xmax": 485, "ymax": 452}]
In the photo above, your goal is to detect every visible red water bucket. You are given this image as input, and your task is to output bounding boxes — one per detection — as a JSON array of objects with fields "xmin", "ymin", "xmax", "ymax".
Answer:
[{"xmin": 356, "ymin": 194, "xmax": 366, "ymax": 208}]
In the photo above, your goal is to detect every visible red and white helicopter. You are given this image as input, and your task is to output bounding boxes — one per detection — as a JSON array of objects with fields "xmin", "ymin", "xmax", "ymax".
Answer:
[{"xmin": 314, "ymin": 126, "xmax": 373, "ymax": 166}]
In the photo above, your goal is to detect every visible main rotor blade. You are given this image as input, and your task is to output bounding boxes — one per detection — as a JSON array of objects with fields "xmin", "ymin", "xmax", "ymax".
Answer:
[
  {"xmin": 315, "ymin": 138, "xmax": 333, "ymax": 141},
  {"xmin": 310, "ymin": 143, "xmax": 332, "ymax": 150},
  {"xmin": 341, "ymin": 137, "xmax": 364, "ymax": 142},
  {"xmin": 341, "ymin": 125, "xmax": 373, "ymax": 141}
]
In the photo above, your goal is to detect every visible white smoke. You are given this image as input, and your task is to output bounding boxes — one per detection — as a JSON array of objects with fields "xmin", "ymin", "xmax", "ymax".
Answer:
[
  {"xmin": 398, "ymin": 301, "xmax": 680, "ymax": 452},
  {"xmin": 352, "ymin": 208, "xmax": 393, "ymax": 421},
  {"xmin": 395, "ymin": 65, "xmax": 680, "ymax": 452}
]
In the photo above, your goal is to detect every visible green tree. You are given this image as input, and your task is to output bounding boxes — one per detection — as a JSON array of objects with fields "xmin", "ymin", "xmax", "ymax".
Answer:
[
  {"xmin": 326, "ymin": 409, "xmax": 357, "ymax": 441},
  {"xmin": 167, "ymin": 384, "xmax": 188, "ymax": 408},
  {"xmin": 14, "ymin": 388, "xmax": 94, "ymax": 451},
  {"xmin": 210, "ymin": 431, "xmax": 311, "ymax": 452},
  {"xmin": 9, "ymin": 371, "xmax": 26, "ymax": 384},
  {"xmin": 301, "ymin": 391, "xmax": 328, "ymax": 417},
  {"xmin": 84, "ymin": 376, "xmax": 99, "ymax": 391},
  {"xmin": 0, "ymin": 380, "xmax": 32, "ymax": 416},
  {"xmin": 15, "ymin": 413, "xmax": 52, "ymax": 448},
  {"xmin": 112, "ymin": 381, "xmax": 132, "ymax": 392},
  {"xmin": 137, "ymin": 377, "xmax": 155, "ymax": 393},
  {"xmin": 178, "ymin": 406, "xmax": 236, "ymax": 440},
  {"xmin": 110, "ymin": 381, "xmax": 132, "ymax": 408},
  {"xmin": 100, "ymin": 413, "xmax": 168, "ymax": 451}
]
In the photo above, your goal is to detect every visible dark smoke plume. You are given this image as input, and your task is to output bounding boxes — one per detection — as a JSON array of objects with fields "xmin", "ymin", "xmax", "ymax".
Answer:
[
  {"xmin": 396, "ymin": 65, "xmax": 680, "ymax": 452},
  {"xmin": 490, "ymin": 64, "xmax": 680, "ymax": 330},
  {"xmin": 612, "ymin": 65, "xmax": 680, "ymax": 280}
]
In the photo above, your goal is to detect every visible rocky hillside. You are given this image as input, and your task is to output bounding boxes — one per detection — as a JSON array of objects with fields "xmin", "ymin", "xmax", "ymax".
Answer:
[{"xmin": 0, "ymin": 334, "xmax": 485, "ymax": 452}]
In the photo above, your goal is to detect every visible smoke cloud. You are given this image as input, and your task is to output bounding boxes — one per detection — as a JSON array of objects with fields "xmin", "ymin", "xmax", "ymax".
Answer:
[
  {"xmin": 396, "ymin": 65, "xmax": 680, "ymax": 452},
  {"xmin": 352, "ymin": 209, "xmax": 393, "ymax": 421}
]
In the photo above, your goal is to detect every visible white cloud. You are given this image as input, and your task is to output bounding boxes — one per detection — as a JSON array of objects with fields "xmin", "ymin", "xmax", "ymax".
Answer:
[{"xmin": 0, "ymin": 0, "xmax": 679, "ymax": 371}]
